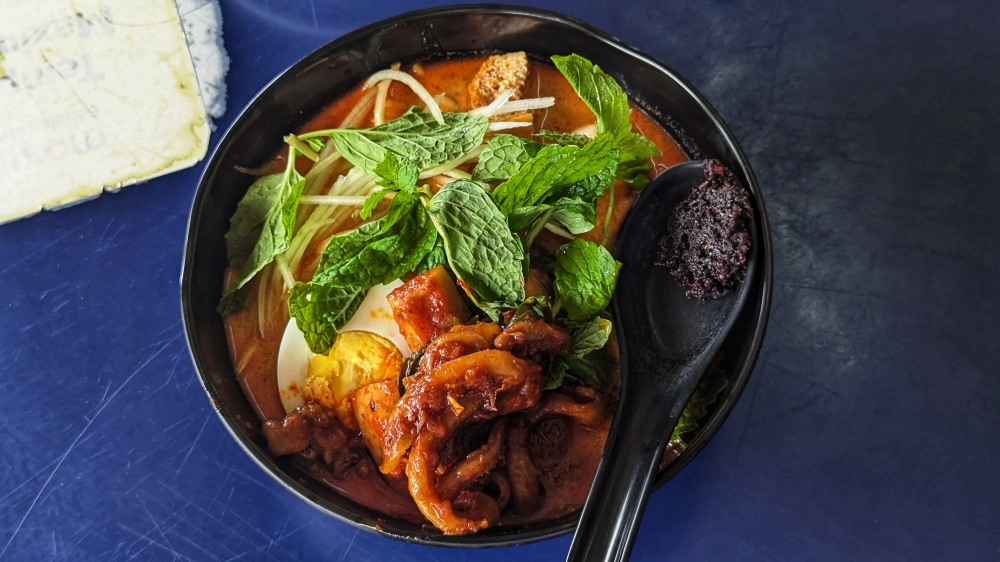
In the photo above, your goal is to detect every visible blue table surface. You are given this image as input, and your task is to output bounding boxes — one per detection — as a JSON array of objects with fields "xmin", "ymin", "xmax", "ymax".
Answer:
[{"xmin": 3, "ymin": 0, "xmax": 999, "ymax": 560}]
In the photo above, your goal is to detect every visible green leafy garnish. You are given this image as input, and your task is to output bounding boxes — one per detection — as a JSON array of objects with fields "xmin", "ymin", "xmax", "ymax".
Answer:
[
  {"xmin": 552, "ymin": 54, "xmax": 632, "ymax": 139},
  {"xmin": 360, "ymin": 189, "xmax": 391, "ymax": 221},
  {"xmin": 615, "ymin": 133, "xmax": 659, "ymax": 189},
  {"xmin": 544, "ymin": 316, "xmax": 614, "ymax": 389},
  {"xmin": 567, "ymin": 316, "xmax": 612, "ymax": 356},
  {"xmin": 551, "ymin": 54, "xmax": 659, "ymax": 187},
  {"xmin": 508, "ymin": 197, "xmax": 596, "ymax": 235},
  {"xmin": 554, "ymin": 239, "xmax": 621, "ymax": 321},
  {"xmin": 472, "ymin": 134, "xmax": 543, "ymax": 182},
  {"xmin": 564, "ymin": 354, "xmax": 613, "ymax": 388},
  {"xmin": 508, "ymin": 295, "xmax": 553, "ymax": 325},
  {"xmin": 361, "ymin": 151, "xmax": 419, "ymax": 220},
  {"xmin": 374, "ymin": 150, "xmax": 419, "ymax": 191},
  {"xmin": 426, "ymin": 180, "xmax": 526, "ymax": 320},
  {"xmin": 219, "ymin": 151, "xmax": 305, "ymax": 314},
  {"xmin": 491, "ymin": 133, "xmax": 619, "ymax": 216},
  {"xmin": 545, "ymin": 357, "xmax": 570, "ymax": 390},
  {"xmin": 223, "ymin": 173, "xmax": 284, "ymax": 269},
  {"xmin": 308, "ymin": 107, "xmax": 488, "ymax": 175},
  {"xmin": 287, "ymin": 282, "xmax": 366, "ymax": 354},
  {"xmin": 534, "ymin": 130, "xmax": 590, "ymax": 147},
  {"xmin": 415, "ymin": 236, "xmax": 449, "ymax": 274},
  {"xmin": 670, "ymin": 368, "xmax": 729, "ymax": 447},
  {"xmin": 304, "ymin": 138, "xmax": 326, "ymax": 153},
  {"xmin": 311, "ymin": 190, "xmax": 437, "ymax": 288}
]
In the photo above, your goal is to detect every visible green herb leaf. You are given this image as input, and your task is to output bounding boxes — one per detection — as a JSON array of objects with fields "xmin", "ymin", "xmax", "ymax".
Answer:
[
  {"xmin": 551, "ymin": 54, "xmax": 632, "ymax": 140},
  {"xmin": 554, "ymin": 238, "xmax": 621, "ymax": 321},
  {"xmin": 472, "ymin": 134, "xmax": 543, "ymax": 182},
  {"xmin": 374, "ymin": 150, "xmax": 420, "ymax": 192},
  {"xmin": 311, "ymin": 190, "xmax": 437, "ymax": 288},
  {"xmin": 550, "ymin": 198, "xmax": 598, "ymax": 234},
  {"xmin": 507, "ymin": 206, "xmax": 547, "ymax": 233},
  {"xmin": 545, "ymin": 316, "xmax": 614, "ymax": 389},
  {"xmin": 616, "ymin": 132, "xmax": 659, "ymax": 188},
  {"xmin": 305, "ymin": 138, "xmax": 327, "ymax": 153},
  {"xmin": 287, "ymin": 282, "xmax": 366, "ymax": 354},
  {"xmin": 534, "ymin": 130, "xmax": 590, "ymax": 147},
  {"xmin": 564, "ymin": 353, "xmax": 613, "ymax": 388},
  {"xmin": 551, "ymin": 54, "xmax": 660, "ymax": 188},
  {"xmin": 224, "ymin": 173, "xmax": 284, "ymax": 269},
  {"xmin": 508, "ymin": 197, "xmax": 597, "ymax": 235},
  {"xmin": 415, "ymin": 236, "xmax": 449, "ymax": 274},
  {"xmin": 670, "ymin": 368, "xmax": 729, "ymax": 446},
  {"xmin": 322, "ymin": 107, "xmax": 488, "ymax": 174},
  {"xmin": 509, "ymin": 295, "xmax": 553, "ymax": 325},
  {"xmin": 492, "ymin": 133, "xmax": 618, "ymax": 216},
  {"xmin": 545, "ymin": 356, "xmax": 569, "ymax": 390},
  {"xmin": 547, "ymin": 352, "xmax": 612, "ymax": 390},
  {"xmin": 360, "ymin": 152, "xmax": 420, "ymax": 220},
  {"xmin": 567, "ymin": 316, "xmax": 612, "ymax": 357},
  {"xmin": 360, "ymin": 187, "xmax": 391, "ymax": 221},
  {"xmin": 218, "ymin": 157, "xmax": 306, "ymax": 314},
  {"xmin": 426, "ymin": 179, "xmax": 526, "ymax": 320},
  {"xmin": 622, "ymin": 168, "xmax": 650, "ymax": 190}
]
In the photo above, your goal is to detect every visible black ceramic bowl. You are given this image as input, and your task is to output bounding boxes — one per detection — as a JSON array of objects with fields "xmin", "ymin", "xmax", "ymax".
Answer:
[{"xmin": 181, "ymin": 4, "xmax": 772, "ymax": 547}]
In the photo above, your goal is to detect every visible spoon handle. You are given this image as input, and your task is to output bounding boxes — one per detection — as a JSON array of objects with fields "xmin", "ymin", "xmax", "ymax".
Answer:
[{"xmin": 565, "ymin": 365, "xmax": 694, "ymax": 562}]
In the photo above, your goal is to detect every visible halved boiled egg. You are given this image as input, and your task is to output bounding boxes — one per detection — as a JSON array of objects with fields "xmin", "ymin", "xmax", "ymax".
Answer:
[
  {"xmin": 276, "ymin": 279, "xmax": 409, "ymax": 414},
  {"xmin": 305, "ymin": 332, "xmax": 402, "ymax": 427},
  {"xmin": 339, "ymin": 280, "xmax": 410, "ymax": 355}
]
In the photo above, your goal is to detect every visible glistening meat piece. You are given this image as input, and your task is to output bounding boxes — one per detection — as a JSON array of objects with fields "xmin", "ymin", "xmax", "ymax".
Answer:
[
  {"xmin": 506, "ymin": 415, "xmax": 542, "ymax": 515},
  {"xmin": 387, "ymin": 265, "xmax": 471, "ymax": 350},
  {"xmin": 263, "ymin": 403, "xmax": 357, "ymax": 468},
  {"xmin": 418, "ymin": 323, "xmax": 502, "ymax": 375},
  {"xmin": 482, "ymin": 471, "xmax": 512, "ymax": 513},
  {"xmin": 527, "ymin": 385, "xmax": 607, "ymax": 427},
  {"xmin": 352, "ymin": 380, "xmax": 401, "ymax": 475},
  {"xmin": 396, "ymin": 350, "xmax": 544, "ymax": 535},
  {"xmin": 452, "ymin": 491, "xmax": 501, "ymax": 527},
  {"xmin": 494, "ymin": 318, "xmax": 571, "ymax": 357},
  {"xmin": 261, "ymin": 412, "xmax": 311, "ymax": 457},
  {"xmin": 436, "ymin": 419, "xmax": 506, "ymax": 501}
]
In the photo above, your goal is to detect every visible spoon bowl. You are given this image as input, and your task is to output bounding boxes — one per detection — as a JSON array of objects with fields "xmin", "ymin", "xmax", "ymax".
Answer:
[{"xmin": 567, "ymin": 160, "xmax": 758, "ymax": 561}]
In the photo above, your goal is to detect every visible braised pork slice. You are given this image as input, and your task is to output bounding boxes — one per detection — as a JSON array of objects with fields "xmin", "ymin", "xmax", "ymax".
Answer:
[{"xmin": 495, "ymin": 319, "xmax": 571, "ymax": 358}]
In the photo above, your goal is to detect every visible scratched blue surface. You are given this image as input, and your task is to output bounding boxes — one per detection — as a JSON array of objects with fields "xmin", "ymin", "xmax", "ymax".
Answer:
[{"xmin": 2, "ymin": 0, "xmax": 999, "ymax": 560}]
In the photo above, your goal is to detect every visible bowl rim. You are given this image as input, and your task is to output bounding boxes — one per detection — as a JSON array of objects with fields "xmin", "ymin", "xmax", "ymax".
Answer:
[{"xmin": 180, "ymin": 3, "xmax": 773, "ymax": 548}]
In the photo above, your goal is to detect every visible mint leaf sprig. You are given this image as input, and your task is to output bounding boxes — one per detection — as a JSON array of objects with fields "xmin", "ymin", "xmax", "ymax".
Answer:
[
  {"xmin": 553, "ymin": 238, "xmax": 621, "ymax": 322},
  {"xmin": 425, "ymin": 180, "xmax": 526, "ymax": 321},
  {"xmin": 298, "ymin": 107, "xmax": 488, "ymax": 175},
  {"xmin": 551, "ymin": 54, "xmax": 660, "ymax": 188},
  {"xmin": 360, "ymin": 151, "xmax": 419, "ymax": 220},
  {"xmin": 218, "ymin": 147, "xmax": 306, "ymax": 314}
]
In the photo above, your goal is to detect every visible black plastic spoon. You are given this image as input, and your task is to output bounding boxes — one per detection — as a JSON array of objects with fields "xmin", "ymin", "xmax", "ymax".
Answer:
[{"xmin": 566, "ymin": 160, "xmax": 758, "ymax": 562}]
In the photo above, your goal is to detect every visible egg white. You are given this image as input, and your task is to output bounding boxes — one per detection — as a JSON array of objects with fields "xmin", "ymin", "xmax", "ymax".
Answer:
[
  {"xmin": 339, "ymin": 279, "xmax": 410, "ymax": 355},
  {"xmin": 275, "ymin": 279, "xmax": 408, "ymax": 414}
]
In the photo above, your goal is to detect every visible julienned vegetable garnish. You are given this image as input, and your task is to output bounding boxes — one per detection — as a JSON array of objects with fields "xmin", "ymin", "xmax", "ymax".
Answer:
[{"xmin": 218, "ymin": 52, "xmax": 726, "ymax": 535}]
